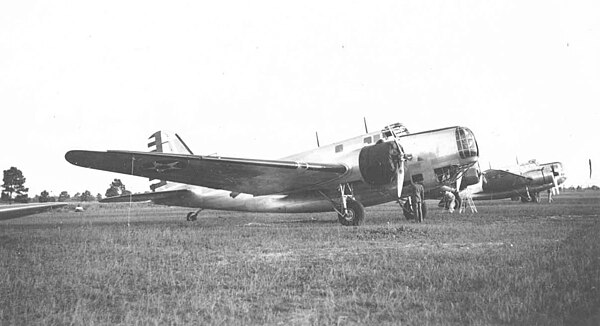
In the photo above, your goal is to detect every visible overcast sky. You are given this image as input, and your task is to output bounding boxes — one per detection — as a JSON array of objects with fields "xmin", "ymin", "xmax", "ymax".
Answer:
[{"xmin": 1, "ymin": 0, "xmax": 598, "ymax": 197}]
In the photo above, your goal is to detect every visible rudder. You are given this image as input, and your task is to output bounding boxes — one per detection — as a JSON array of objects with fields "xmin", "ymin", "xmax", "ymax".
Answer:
[{"xmin": 147, "ymin": 131, "xmax": 194, "ymax": 192}]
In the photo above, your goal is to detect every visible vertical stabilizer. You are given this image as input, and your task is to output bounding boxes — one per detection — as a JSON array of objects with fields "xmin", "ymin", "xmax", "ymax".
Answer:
[
  {"xmin": 147, "ymin": 131, "xmax": 194, "ymax": 191},
  {"xmin": 148, "ymin": 131, "xmax": 194, "ymax": 155}
]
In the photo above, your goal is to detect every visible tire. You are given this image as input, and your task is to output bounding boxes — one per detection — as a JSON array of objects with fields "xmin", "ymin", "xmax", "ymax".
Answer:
[
  {"xmin": 521, "ymin": 196, "xmax": 530, "ymax": 203},
  {"xmin": 186, "ymin": 212, "xmax": 197, "ymax": 221},
  {"xmin": 337, "ymin": 199, "xmax": 365, "ymax": 226}
]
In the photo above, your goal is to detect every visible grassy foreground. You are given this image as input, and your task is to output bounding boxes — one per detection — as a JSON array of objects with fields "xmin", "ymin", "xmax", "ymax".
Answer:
[{"xmin": 1, "ymin": 191, "xmax": 599, "ymax": 325}]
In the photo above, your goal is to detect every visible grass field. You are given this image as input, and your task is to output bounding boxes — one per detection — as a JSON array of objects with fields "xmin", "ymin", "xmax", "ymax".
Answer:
[{"xmin": 1, "ymin": 191, "xmax": 599, "ymax": 325}]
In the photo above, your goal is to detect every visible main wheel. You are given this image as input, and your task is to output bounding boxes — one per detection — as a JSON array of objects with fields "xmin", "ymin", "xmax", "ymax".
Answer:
[
  {"xmin": 337, "ymin": 199, "xmax": 365, "ymax": 226},
  {"xmin": 186, "ymin": 212, "xmax": 198, "ymax": 221}
]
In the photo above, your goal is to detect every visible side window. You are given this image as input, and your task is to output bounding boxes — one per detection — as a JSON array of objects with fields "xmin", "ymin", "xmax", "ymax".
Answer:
[
  {"xmin": 335, "ymin": 144, "xmax": 344, "ymax": 153},
  {"xmin": 363, "ymin": 136, "xmax": 372, "ymax": 144},
  {"xmin": 373, "ymin": 134, "xmax": 381, "ymax": 142},
  {"xmin": 411, "ymin": 174, "xmax": 424, "ymax": 183},
  {"xmin": 434, "ymin": 166, "xmax": 457, "ymax": 183}
]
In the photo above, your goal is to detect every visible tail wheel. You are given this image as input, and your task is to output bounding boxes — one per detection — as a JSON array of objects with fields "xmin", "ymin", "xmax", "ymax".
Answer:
[{"xmin": 337, "ymin": 199, "xmax": 365, "ymax": 226}]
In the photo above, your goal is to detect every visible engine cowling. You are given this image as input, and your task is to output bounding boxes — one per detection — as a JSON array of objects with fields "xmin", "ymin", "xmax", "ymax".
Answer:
[{"xmin": 358, "ymin": 141, "xmax": 401, "ymax": 185}]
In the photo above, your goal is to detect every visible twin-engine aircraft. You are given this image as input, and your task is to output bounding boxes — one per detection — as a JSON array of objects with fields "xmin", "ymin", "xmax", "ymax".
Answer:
[
  {"xmin": 65, "ymin": 123, "xmax": 479, "ymax": 226},
  {"xmin": 465, "ymin": 159, "xmax": 566, "ymax": 202}
]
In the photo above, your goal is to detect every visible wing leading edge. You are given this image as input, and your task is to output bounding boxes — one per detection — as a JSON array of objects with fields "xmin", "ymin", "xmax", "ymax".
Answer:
[{"xmin": 65, "ymin": 150, "xmax": 349, "ymax": 196}]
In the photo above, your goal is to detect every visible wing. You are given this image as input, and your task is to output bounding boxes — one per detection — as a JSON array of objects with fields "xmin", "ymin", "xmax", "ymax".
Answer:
[
  {"xmin": 482, "ymin": 169, "xmax": 533, "ymax": 192},
  {"xmin": 66, "ymin": 150, "xmax": 349, "ymax": 196},
  {"xmin": 483, "ymin": 169, "xmax": 532, "ymax": 183},
  {"xmin": 0, "ymin": 203, "xmax": 67, "ymax": 221}
]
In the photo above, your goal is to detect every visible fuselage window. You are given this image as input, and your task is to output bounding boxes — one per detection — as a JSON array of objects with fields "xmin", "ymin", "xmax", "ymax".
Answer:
[
  {"xmin": 434, "ymin": 166, "xmax": 458, "ymax": 183},
  {"xmin": 411, "ymin": 174, "xmax": 424, "ymax": 183},
  {"xmin": 363, "ymin": 136, "xmax": 372, "ymax": 144},
  {"xmin": 335, "ymin": 144, "xmax": 344, "ymax": 153},
  {"xmin": 373, "ymin": 134, "xmax": 381, "ymax": 142}
]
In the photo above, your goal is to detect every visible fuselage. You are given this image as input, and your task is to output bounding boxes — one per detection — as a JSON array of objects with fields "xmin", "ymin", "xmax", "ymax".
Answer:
[
  {"xmin": 164, "ymin": 125, "xmax": 480, "ymax": 213},
  {"xmin": 468, "ymin": 161, "xmax": 566, "ymax": 201}
]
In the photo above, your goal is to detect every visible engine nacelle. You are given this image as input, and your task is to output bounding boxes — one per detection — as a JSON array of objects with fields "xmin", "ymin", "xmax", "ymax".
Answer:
[{"xmin": 358, "ymin": 141, "xmax": 401, "ymax": 185}]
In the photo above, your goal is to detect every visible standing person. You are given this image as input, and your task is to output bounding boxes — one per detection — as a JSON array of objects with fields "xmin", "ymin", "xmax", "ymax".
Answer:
[
  {"xmin": 411, "ymin": 181, "xmax": 425, "ymax": 222},
  {"xmin": 547, "ymin": 189, "xmax": 553, "ymax": 203}
]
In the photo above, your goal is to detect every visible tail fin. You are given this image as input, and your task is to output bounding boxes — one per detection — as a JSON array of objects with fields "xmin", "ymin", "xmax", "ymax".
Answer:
[
  {"xmin": 147, "ymin": 131, "xmax": 194, "ymax": 192},
  {"xmin": 148, "ymin": 131, "xmax": 194, "ymax": 155}
]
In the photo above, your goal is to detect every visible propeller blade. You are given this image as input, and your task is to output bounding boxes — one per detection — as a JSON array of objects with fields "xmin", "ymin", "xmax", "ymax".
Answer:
[
  {"xmin": 551, "ymin": 166, "xmax": 559, "ymax": 195},
  {"xmin": 397, "ymin": 160, "xmax": 404, "ymax": 199},
  {"xmin": 386, "ymin": 125, "xmax": 409, "ymax": 200}
]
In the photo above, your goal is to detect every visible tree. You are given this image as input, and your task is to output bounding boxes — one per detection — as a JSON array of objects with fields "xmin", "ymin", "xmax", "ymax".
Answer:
[
  {"xmin": 96, "ymin": 193, "xmax": 103, "ymax": 201},
  {"xmin": 80, "ymin": 190, "xmax": 94, "ymax": 202},
  {"xmin": 2, "ymin": 167, "xmax": 29, "ymax": 203},
  {"xmin": 73, "ymin": 192, "xmax": 81, "ymax": 201},
  {"xmin": 39, "ymin": 190, "xmax": 50, "ymax": 203},
  {"xmin": 58, "ymin": 191, "xmax": 70, "ymax": 202},
  {"xmin": 105, "ymin": 179, "xmax": 131, "ymax": 198}
]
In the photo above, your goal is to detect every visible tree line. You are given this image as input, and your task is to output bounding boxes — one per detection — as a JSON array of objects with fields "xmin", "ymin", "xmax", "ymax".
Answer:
[{"xmin": 1, "ymin": 166, "xmax": 132, "ymax": 204}]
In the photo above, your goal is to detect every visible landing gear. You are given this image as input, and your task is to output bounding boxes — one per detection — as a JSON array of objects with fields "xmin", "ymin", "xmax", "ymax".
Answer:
[
  {"xmin": 521, "ymin": 193, "xmax": 539, "ymax": 203},
  {"xmin": 186, "ymin": 208, "xmax": 203, "ymax": 221},
  {"xmin": 337, "ymin": 199, "xmax": 365, "ymax": 226},
  {"xmin": 402, "ymin": 200, "xmax": 427, "ymax": 220},
  {"xmin": 324, "ymin": 183, "xmax": 366, "ymax": 226}
]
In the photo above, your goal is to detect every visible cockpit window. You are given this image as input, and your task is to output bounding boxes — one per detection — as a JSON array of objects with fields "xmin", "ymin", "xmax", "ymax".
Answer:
[
  {"xmin": 456, "ymin": 127, "xmax": 478, "ymax": 159},
  {"xmin": 381, "ymin": 123, "xmax": 409, "ymax": 138}
]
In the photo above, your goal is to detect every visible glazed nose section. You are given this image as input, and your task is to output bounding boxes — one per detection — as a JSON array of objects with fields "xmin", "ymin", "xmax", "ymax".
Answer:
[{"xmin": 455, "ymin": 127, "xmax": 479, "ymax": 160}]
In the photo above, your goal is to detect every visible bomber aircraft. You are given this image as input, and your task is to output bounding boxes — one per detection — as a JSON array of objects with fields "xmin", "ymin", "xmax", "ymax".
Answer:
[
  {"xmin": 463, "ymin": 159, "xmax": 566, "ymax": 203},
  {"xmin": 65, "ymin": 123, "xmax": 479, "ymax": 226}
]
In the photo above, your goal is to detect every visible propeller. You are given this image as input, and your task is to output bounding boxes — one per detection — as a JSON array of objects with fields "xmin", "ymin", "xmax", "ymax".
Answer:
[
  {"xmin": 389, "ymin": 140, "xmax": 405, "ymax": 199},
  {"xmin": 551, "ymin": 165, "xmax": 560, "ymax": 195},
  {"xmin": 386, "ymin": 125, "xmax": 410, "ymax": 199}
]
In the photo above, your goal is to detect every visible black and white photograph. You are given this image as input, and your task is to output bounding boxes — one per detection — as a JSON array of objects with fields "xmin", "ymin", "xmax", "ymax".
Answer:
[{"xmin": 1, "ymin": 1, "xmax": 599, "ymax": 324}]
